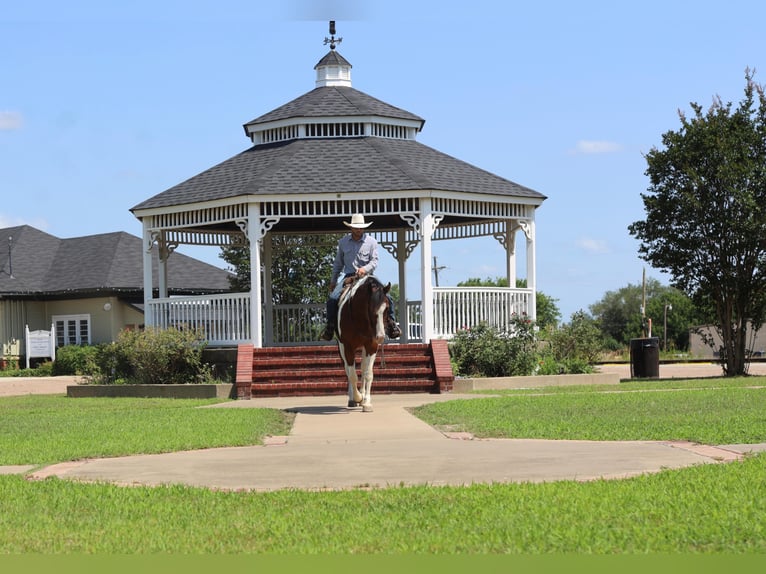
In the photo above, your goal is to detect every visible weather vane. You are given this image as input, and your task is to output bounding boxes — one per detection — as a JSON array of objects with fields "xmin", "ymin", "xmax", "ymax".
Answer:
[{"xmin": 323, "ymin": 20, "xmax": 342, "ymax": 50}]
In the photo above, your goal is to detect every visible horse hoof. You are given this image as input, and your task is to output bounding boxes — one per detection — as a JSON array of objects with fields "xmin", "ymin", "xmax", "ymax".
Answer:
[
  {"xmin": 362, "ymin": 404, "xmax": 373, "ymax": 413},
  {"xmin": 347, "ymin": 400, "xmax": 359, "ymax": 408}
]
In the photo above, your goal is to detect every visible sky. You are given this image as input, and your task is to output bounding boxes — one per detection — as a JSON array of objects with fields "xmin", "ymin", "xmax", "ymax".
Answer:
[{"xmin": 2, "ymin": 0, "xmax": 765, "ymax": 321}]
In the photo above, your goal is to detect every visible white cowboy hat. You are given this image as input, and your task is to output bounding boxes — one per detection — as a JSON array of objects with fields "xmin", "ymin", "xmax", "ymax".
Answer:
[{"xmin": 343, "ymin": 214, "xmax": 373, "ymax": 229}]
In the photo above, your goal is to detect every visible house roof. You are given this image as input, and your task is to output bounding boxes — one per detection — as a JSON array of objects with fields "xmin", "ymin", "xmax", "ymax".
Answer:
[
  {"xmin": 130, "ymin": 136, "xmax": 545, "ymax": 213},
  {"xmin": 0, "ymin": 225, "xmax": 232, "ymax": 297}
]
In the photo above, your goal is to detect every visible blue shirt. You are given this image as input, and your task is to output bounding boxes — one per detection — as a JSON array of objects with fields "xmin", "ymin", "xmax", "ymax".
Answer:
[{"xmin": 331, "ymin": 232, "xmax": 379, "ymax": 284}]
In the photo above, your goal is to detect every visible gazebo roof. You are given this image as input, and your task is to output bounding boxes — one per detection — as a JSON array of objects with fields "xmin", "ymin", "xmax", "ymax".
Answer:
[
  {"xmin": 131, "ymin": 41, "xmax": 545, "ymax": 235},
  {"xmin": 131, "ymin": 136, "xmax": 544, "ymax": 213},
  {"xmin": 243, "ymin": 86, "xmax": 425, "ymax": 129}
]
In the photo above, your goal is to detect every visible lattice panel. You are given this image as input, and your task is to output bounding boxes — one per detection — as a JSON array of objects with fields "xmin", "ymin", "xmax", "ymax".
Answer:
[
  {"xmin": 432, "ymin": 197, "xmax": 531, "ymax": 219},
  {"xmin": 164, "ymin": 229, "xmax": 246, "ymax": 247},
  {"xmin": 261, "ymin": 197, "xmax": 420, "ymax": 218},
  {"xmin": 153, "ymin": 204, "xmax": 248, "ymax": 230}
]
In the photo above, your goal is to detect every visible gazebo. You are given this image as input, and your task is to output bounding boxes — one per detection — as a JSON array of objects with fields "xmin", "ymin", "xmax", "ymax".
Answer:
[{"xmin": 130, "ymin": 24, "xmax": 546, "ymax": 348}]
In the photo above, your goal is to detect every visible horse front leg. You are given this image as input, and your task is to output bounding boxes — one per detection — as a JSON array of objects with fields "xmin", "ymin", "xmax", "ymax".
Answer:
[
  {"xmin": 339, "ymin": 342, "xmax": 362, "ymax": 407},
  {"xmin": 359, "ymin": 351, "xmax": 376, "ymax": 412}
]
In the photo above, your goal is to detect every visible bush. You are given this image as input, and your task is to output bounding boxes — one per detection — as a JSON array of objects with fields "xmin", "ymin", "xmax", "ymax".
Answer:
[
  {"xmin": 546, "ymin": 310, "xmax": 606, "ymax": 367},
  {"xmin": 97, "ymin": 327, "xmax": 210, "ymax": 385},
  {"xmin": 450, "ymin": 316, "xmax": 538, "ymax": 377},
  {"xmin": 53, "ymin": 345, "xmax": 101, "ymax": 376}
]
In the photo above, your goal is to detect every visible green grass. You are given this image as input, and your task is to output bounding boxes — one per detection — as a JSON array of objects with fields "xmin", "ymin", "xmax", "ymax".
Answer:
[
  {"xmin": 1, "ymin": 456, "xmax": 765, "ymax": 553},
  {"xmin": 0, "ymin": 396, "xmax": 294, "ymax": 465},
  {"xmin": 0, "ymin": 382, "xmax": 765, "ymax": 554},
  {"xmin": 415, "ymin": 381, "xmax": 766, "ymax": 443}
]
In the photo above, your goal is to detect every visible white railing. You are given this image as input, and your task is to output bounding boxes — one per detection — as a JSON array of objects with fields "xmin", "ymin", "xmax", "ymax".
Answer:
[
  {"xmin": 147, "ymin": 293, "xmax": 251, "ymax": 346},
  {"xmin": 432, "ymin": 287, "xmax": 533, "ymax": 338},
  {"xmin": 146, "ymin": 287, "xmax": 533, "ymax": 346},
  {"xmin": 270, "ymin": 303, "xmax": 326, "ymax": 345}
]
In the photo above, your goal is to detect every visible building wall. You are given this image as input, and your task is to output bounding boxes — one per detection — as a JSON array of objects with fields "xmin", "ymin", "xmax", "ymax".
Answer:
[
  {"xmin": 1, "ymin": 297, "xmax": 144, "ymax": 360},
  {"xmin": 688, "ymin": 322, "xmax": 766, "ymax": 357}
]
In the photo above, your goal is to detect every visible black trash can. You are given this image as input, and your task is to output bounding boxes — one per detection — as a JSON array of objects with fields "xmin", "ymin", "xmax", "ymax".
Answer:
[{"xmin": 630, "ymin": 337, "xmax": 660, "ymax": 378}]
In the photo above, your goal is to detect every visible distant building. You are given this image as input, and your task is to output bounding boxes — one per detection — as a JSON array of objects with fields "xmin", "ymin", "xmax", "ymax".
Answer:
[
  {"xmin": 688, "ymin": 322, "xmax": 766, "ymax": 358},
  {"xmin": 0, "ymin": 225, "xmax": 232, "ymax": 364}
]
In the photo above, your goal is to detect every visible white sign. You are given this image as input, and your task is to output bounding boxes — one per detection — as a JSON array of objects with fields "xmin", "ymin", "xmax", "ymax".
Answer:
[{"xmin": 25, "ymin": 324, "xmax": 56, "ymax": 369}]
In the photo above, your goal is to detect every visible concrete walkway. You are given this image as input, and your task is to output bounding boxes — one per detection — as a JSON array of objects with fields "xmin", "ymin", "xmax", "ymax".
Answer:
[{"xmin": 4, "ymin": 368, "xmax": 766, "ymax": 491}]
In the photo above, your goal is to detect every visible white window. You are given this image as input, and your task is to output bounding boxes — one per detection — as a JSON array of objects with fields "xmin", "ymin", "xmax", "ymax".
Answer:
[{"xmin": 53, "ymin": 314, "xmax": 91, "ymax": 347}]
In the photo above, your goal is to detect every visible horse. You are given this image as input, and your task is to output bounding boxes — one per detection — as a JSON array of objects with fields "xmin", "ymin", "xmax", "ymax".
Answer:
[{"xmin": 336, "ymin": 275, "xmax": 392, "ymax": 412}]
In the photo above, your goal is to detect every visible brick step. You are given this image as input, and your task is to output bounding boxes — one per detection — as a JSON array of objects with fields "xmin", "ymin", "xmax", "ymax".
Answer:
[
  {"xmin": 237, "ymin": 341, "xmax": 454, "ymax": 399},
  {"xmin": 251, "ymin": 343, "xmax": 430, "ymax": 358},
  {"xmin": 250, "ymin": 378, "xmax": 441, "ymax": 397},
  {"xmin": 252, "ymin": 368, "xmax": 435, "ymax": 386},
  {"xmin": 252, "ymin": 353, "xmax": 431, "ymax": 369}
]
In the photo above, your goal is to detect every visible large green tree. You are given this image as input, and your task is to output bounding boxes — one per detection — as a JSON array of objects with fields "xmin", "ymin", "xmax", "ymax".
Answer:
[
  {"xmin": 588, "ymin": 278, "xmax": 704, "ymax": 350},
  {"xmin": 220, "ymin": 235, "xmax": 339, "ymax": 305},
  {"xmin": 628, "ymin": 70, "xmax": 766, "ymax": 375}
]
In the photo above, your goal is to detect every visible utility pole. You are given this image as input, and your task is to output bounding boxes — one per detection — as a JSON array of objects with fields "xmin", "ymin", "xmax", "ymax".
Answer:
[
  {"xmin": 7, "ymin": 236, "xmax": 12, "ymax": 278},
  {"xmin": 432, "ymin": 256, "xmax": 447, "ymax": 287}
]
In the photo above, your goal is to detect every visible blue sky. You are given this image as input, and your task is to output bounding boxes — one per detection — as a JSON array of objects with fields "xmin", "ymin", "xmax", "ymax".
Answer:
[{"xmin": 2, "ymin": 1, "xmax": 765, "ymax": 321}]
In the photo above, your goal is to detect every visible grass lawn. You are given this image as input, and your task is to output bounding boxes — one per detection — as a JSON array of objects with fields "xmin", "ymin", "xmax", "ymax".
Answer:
[{"xmin": 0, "ymin": 380, "xmax": 764, "ymax": 554}]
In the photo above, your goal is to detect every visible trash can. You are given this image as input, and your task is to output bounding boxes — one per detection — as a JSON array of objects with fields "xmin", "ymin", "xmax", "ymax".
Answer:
[{"xmin": 630, "ymin": 337, "xmax": 660, "ymax": 378}]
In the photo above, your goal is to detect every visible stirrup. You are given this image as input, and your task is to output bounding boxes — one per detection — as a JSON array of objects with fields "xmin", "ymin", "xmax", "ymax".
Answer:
[{"xmin": 386, "ymin": 322, "xmax": 401, "ymax": 339}]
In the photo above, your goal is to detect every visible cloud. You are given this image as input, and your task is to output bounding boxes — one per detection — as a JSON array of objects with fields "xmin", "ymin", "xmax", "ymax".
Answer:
[
  {"xmin": 577, "ymin": 237, "xmax": 610, "ymax": 253},
  {"xmin": 0, "ymin": 111, "xmax": 23, "ymax": 130},
  {"xmin": 570, "ymin": 140, "xmax": 623, "ymax": 155}
]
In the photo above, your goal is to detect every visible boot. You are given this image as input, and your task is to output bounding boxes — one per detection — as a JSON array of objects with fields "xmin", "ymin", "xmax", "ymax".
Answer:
[
  {"xmin": 385, "ymin": 295, "xmax": 401, "ymax": 338},
  {"xmin": 386, "ymin": 319, "xmax": 402, "ymax": 339},
  {"xmin": 320, "ymin": 298, "xmax": 338, "ymax": 341}
]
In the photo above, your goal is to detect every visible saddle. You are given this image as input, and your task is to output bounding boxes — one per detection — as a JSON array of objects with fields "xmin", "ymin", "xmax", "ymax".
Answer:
[{"xmin": 339, "ymin": 274, "xmax": 361, "ymax": 301}]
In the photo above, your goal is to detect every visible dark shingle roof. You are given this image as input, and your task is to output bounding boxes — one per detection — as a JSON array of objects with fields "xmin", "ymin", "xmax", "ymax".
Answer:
[
  {"xmin": 314, "ymin": 50, "xmax": 352, "ymax": 68},
  {"xmin": 0, "ymin": 226, "xmax": 232, "ymax": 296},
  {"xmin": 131, "ymin": 137, "xmax": 545, "ymax": 212},
  {"xmin": 244, "ymin": 86, "xmax": 425, "ymax": 127}
]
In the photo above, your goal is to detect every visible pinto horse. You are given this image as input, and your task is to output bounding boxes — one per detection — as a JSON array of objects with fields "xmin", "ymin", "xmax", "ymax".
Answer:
[{"xmin": 336, "ymin": 275, "xmax": 392, "ymax": 412}]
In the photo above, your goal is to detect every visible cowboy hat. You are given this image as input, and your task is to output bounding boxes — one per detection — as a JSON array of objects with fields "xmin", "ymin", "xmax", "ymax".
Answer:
[{"xmin": 343, "ymin": 213, "xmax": 373, "ymax": 229}]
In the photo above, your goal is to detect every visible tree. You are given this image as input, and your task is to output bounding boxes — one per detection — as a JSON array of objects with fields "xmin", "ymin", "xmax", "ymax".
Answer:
[
  {"xmin": 456, "ymin": 276, "xmax": 562, "ymax": 329},
  {"xmin": 628, "ymin": 70, "xmax": 766, "ymax": 375},
  {"xmin": 220, "ymin": 235, "xmax": 340, "ymax": 305},
  {"xmin": 588, "ymin": 278, "xmax": 704, "ymax": 350}
]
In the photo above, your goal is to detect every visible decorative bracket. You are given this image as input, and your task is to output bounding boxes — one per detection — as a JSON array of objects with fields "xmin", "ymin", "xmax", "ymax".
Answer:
[
  {"xmin": 400, "ymin": 212, "xmax": 444, "ymax": 239},
  {"xmin": 237, "ymin": 216, "xmax": 280, "ymax": 243}
]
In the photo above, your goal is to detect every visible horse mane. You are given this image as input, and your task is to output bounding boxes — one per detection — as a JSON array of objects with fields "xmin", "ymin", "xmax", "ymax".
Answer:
[{"xmin": 344, "ymin": 275, "xmax": 386, "ymax": 307}]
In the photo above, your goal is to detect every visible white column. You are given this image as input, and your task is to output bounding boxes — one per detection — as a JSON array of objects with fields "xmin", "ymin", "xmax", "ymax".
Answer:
[
  {"xmin": 263, "ymin": 233, "xmax": 274, "ymax": 346},
  {"xmin": 248, "ymin": 203, "xmax": 263, "ymax": 347},
  {"xmin": 525, "ymin": 218, "xmax": 537, "ymax": 322},
  {"xmin": 158, "ymin": 232, "xmax": 168, "ymax": 299},
  {"xmin": 506, "ymin": 222, "xmax": 517, "ymax": 288},
  {"xmin": 396, "ymin": 229, "xmax": 408, "ymax": 340},
  {"xmin": 420, "ymin": 199, "xmax": 434, "ymax": 342},
  {"xmin": 142, "ymin": 217, "xmax": 155, "ymax": 327}
]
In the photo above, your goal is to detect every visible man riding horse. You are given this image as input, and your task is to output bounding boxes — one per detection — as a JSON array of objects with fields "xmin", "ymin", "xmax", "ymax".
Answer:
[{"xmin": 320, "ymin": 214, "xmax": 401, "ymax": 341}]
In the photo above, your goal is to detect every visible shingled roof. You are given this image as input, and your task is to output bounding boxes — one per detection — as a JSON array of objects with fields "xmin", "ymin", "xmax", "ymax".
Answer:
[
  {"xmin": 0, "ymin": 225, "xmax": 232, "ymax": 297},
  {"xmin": 131, "ymin": 136, "xmax": 544, "ymax": 212},
  {"xmin": 130, "ymin": 44, "xmax": 545, "ymax": 234},
  {"xmin": 244, "ymin": 86, "xmax": 425, "ymax": 127}
]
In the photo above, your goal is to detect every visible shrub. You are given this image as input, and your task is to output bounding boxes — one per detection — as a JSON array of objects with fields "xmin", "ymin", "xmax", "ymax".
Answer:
[
  {"xmin": 53, "ymin": 345, "xmax": 101, "ymax": 376},
  {"xmin": 547, "ymin": 310, "xmax": 606, "ymax": 367},
  {"xmin": 111, "ymin": 327, "xmax": 208, "ymax": 385},
  {"xmin": 33, "ymin": 361, "xmax": 54, "ymax": 377},
  {"xmin": 450, "ymin": 315, "xmax": 538, "ymax": 377}
]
